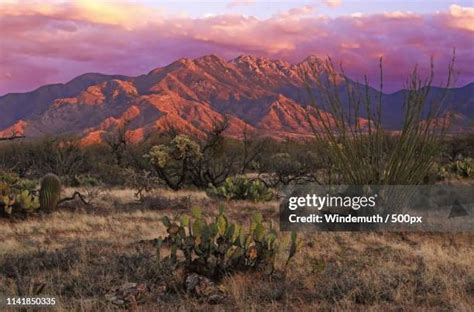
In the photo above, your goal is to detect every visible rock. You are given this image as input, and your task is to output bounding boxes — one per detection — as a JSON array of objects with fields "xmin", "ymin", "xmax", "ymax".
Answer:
[
  {"xmin": 185, "ymin": 273, "xmax": 226, "ymax": 304},
  {"xmin": 208, "ymin": 293, "xmax": 226, "ymax": 304},
  {"xmin": 105, "ymin": 282, "xmax": 147, "ymax": 307}
]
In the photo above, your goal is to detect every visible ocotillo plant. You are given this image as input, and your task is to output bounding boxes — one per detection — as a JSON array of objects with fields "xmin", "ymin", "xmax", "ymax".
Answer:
[{"xmin": 302, "ymin": 53, "xmax": 456, "ymax": 185}]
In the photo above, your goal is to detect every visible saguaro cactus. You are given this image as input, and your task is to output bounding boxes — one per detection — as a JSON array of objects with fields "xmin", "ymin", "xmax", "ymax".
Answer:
[{"xmin": 40, "ymin": 174, "xmax": 61, "ymax": 212}]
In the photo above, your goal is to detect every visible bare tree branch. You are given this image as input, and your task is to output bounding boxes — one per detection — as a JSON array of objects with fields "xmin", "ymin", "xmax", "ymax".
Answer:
[
  {"xmin": 58, "ymin": 191, "xmax": 91, "ymax": 206},
  {"xmin": 0, "ymin": 135, "xmax": 26, "ymax": 142}
]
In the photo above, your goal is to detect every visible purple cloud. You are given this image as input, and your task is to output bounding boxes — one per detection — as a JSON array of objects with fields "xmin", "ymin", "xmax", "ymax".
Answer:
[{"xmin": 0, "ymin": 3, "xmax": 472, "ymax": 95}]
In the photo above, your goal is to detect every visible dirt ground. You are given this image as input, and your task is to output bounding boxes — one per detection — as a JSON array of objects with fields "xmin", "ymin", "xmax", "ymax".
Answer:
[{"xmin": 1, "ymin": 188, "xmax": 473, "ymax": 311}]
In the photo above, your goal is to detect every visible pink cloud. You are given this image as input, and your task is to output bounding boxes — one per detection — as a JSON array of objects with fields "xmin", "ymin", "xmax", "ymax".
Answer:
[
  {"xmin": 323, "ymin": 0, "xmax": 342, "ymax": 8},
  {"xmin": 0, "ymin": 3, "xmax": 472, "ymax": 95},
  {"xmin": 227, "ymin": 0, "xmax": 256, "ymax": 8},
  {"xmin": 277, "ymin": 5, "xmax": 315, "ymax": 18}
]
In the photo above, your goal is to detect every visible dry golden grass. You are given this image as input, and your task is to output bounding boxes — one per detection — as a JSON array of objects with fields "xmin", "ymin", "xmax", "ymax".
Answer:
[{"xmin": 0, "ymin": 188, "xmax": 473, "ymax": 311}]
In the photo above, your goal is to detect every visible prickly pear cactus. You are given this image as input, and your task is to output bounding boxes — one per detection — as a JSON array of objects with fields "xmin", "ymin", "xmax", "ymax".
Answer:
[
  {"xmin": 39, "ymin": 173, "xmax": 61, "ymax": 212},
  {"xmin": 156, "ymin": 206, "xmax": 298, "ymax": 280},
  {"xmin": 207, "ymin": 175, "xmax": 273, "ymax": 202},
  {"xmin": 0, "ymin": 193, "xmax": 15, "ymax": 216},
  {"xmin": 18, "ymin": 190, "xmax": 40, "ymax": 212}
]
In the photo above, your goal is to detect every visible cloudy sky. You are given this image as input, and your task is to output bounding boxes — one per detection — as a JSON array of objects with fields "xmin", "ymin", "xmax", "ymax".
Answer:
[{"xmin": 0, "ymin": 0, "xmax": 473, "ymax": 95}]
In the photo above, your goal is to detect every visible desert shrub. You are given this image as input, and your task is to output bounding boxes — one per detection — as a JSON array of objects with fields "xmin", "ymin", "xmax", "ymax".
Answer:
[
  {"xmin": 70, "ymin": 174, "xmax": 102, "ymax": 188},
  {"xmin": 450, "ymin": 158, "xmax": 472, "ymax": 178},
  {"xmin": 441, "ymin": 134, "xmax": 474, "ymax": 161},
  {"xmin": 122, "ymin": 168, "xmax": 161, "ymax": 201},
  {"xmin": 156, "ymin": 207, "xmax": 297, "ymax": 280},
  {"xmin": 271, "ymin": 153, "xmax": 299, "ymax": 176},
  {"xmin": 94, "ymin": 164, "xmax": 130, "ymax": 186},
  {"xmin": 259, "ymin": 151, "xmax": 323, "ymax": 187},
  {"xmin": 79, "ymin": 143, "xmax": 131, "ymax": 186},
  {"xmin": 423, "ymin": 162, "xmax": 449, "ymax": 183},
  {"xmin": 255, "ymin": 138, "xmax": 333, "ymax": 186},
  {"xmin": 0, "ymin": 137, "xmax": 86, "ymax": 180},
  {"xmin": 0, "ymin": 133, "xmax": 159, "ymax": 186},
  {"xmin": 424, "ymin": 158, "xmax": 473, "ymax": 182},
  {"xmin": 207, "ymin": 175, "xmax": 273, "ymax": 202},
  {"xmin": 29, "ymin": 138, "xmax": 85, "ymax": 178},
  {"xmin": 83, "ymin": 141, "xmax": 154, "ymax": 186},
  {"xmin": 0, "ymin": 171, "xmax": 36, "ymax": 191}
]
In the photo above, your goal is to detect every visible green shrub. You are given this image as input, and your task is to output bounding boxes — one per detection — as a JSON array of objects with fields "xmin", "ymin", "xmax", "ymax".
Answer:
[
  {"xmin": 423, "ymin": 162, "xmax": 448, "ymax": 183},
  {"xmin": 451, "ymin": 158, "xmax": 472, "ymax": 178},
  {"xmin": 259, "ymin": 151, "xmax": 323, "ymax": 186},
  {"xmin": 122, "ymin": 169, "xmax": 160, "ymax": 201},
  {"xmin": 207, "ymin": 175, "xmax": 273, "ymax": 202},
  {"xmin": 70, "ymin": 174, "xmax": 102, "ymax": 187},
  {"xmin": 156, "ymin": 207, "xmax": 297, "ymax": 280},
  {"xmin": 269, "ymin": 152, "xmax": 302, "ymax": 182}
]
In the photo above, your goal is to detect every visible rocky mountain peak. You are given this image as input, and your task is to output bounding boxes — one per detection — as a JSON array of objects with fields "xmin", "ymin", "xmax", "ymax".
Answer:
[{"xmin": 0, "ymin": 54, "xmax": 471, "ymax": 142}]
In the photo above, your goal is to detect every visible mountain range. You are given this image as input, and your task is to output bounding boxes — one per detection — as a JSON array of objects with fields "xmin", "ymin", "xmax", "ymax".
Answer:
[{"xmin": 0, "ymin": 55, "xmax": 472, "ymax": 144}]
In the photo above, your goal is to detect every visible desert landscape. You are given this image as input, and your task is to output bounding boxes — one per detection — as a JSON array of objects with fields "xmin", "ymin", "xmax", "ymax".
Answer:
[
  {"xmin": 0, "ymin": 85, "xmax": 472, "ymax": 309},
  {"xmin": 1, "ymin": 187, "xmax": 473, "ymax": 311},
  {"xmin": 1, "ymin": 0, "xmax": 473, "ymax": 311}
]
